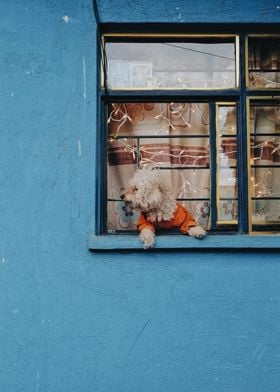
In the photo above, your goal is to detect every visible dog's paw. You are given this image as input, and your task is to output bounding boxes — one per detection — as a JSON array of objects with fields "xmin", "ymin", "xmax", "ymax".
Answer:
[
  {"xmin": 188, "ymin": 225, "xmax": 206, "ymax": 239},
  {"xmin": 139, "ymin": 228, "xmax": 155, "ymax": 249}
]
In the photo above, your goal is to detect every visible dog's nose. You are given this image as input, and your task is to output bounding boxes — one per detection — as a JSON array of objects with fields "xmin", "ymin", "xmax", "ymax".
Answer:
[{"xmin": 120, "ymin": 188, "xmax": 126, "ymax": 200}]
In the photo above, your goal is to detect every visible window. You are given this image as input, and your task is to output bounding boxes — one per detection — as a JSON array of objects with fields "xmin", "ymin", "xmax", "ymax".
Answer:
[
  {"xmin": 105, "ymin": 36, "xmax": 238, "ymax": 89},
  {"xmin": 91, "ymin": 30, "xmax": 280, "ymax": 249}
]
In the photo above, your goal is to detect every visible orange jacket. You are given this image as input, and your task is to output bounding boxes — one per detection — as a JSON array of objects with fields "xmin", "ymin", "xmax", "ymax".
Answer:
[{"xmin": 137, "ymin": 203, "xmax": 197, "ymax": 234}]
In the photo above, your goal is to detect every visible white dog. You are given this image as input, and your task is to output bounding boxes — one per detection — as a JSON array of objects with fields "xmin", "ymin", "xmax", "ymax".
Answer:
[{"xmin": 120, "ymin": 168, "xmax": 206, "ymax": 249}]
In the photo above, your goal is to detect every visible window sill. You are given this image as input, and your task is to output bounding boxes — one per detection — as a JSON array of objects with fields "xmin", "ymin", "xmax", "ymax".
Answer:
[{"xmin": 88, "ymin": 233, "xmax": 280, "ymax": 250}]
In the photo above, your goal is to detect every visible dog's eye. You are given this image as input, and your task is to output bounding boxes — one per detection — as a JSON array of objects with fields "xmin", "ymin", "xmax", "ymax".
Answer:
[{"xmin": 134, "ymin": 187, "xmax": 138, "ymax": 191}]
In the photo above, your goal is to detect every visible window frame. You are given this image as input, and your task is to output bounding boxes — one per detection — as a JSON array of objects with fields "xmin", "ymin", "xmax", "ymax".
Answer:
[
  {"xmin": 103, "ymin": 33, "xmax": 240, "ymax": 91},
  {"xmin": 89, "ymin": 25, "xmax": 280, "ymax": 250}
]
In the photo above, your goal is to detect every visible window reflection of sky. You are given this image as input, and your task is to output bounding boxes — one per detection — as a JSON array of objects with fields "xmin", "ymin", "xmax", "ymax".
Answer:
[{"xmin": 106, "ymin": 40, "xmax": 236, "ymax": 88}]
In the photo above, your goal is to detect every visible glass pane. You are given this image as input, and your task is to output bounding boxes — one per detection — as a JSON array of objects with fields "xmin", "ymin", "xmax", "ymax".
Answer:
[
  {"xmin": 108, "ymin": 138, "xmax": 137, "ymax": 168},
  {"xmin": 107, "ymin": 201, "xmax": 138, "ymax": 232},
  {"xmin": 216, "ymin": 105, "xmax": 238, "ymax": 224},
  {"xmin": 107, "ymin": 103, "xmax": 209, "ymax": 137},
  {"xmin": 252, "ymin": 200, "xmax": 280, "ymax": 224},
  {"xmin": 105, "ymin": 38, "xmax": 237, "ymax": 89},
  {"xmin": 249, "ymin": 103, "xmax": 280, "ymax": 227},
  {"xmin": 251, "ymin": 167, "xmax": 280, "ymax": 199},
  {"xmin": 248, "ymin": 37, "xmax": 280, "ymax": 88},
  {"xmin": 159, "ymin": 168, "xmax": 211, "ymax": 200},
  {"xmin": 107, "ymin": 102, "xmax": 210, "ymax": 231},
  {"xmin": 218, "ymin": 200, "xmax": 238, "ymax": 223},
  {"xmin": 161, "ymin": 169, "xmax": 210, "ymax": 229},
  {"xmin": 107, "ymin": 138, "xmax": 137, "ymax": 201},
  {"xmin": 139, "ymin": 138, "xmax": 209, "ymax": 168}
]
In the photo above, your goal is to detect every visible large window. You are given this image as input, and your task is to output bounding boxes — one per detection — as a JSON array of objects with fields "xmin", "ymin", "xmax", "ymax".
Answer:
[{"xmin": 96, "ymin": 32, "xmax": 280, "ymax": 239}]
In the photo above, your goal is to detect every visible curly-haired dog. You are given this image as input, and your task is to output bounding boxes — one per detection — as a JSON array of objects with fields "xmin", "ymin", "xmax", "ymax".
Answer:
[{"xmin": 120, "ymin": 168, "xmax": 206, "ymax": 249}]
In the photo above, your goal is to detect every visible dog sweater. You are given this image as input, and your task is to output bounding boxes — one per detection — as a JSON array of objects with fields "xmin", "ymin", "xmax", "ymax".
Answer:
[{"xmin": 137, "ymin": 203, "xmax": 197, "ymax": 234}]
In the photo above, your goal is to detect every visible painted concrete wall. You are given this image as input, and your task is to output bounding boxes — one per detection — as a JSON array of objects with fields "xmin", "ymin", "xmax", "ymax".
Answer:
[
  {"xmin": 1, "ymin": 1, "xmax": 280, "ymax": 391},
  {"xmin": 98, "ymin": 0, "xmax": 280, "ymax": 23}
]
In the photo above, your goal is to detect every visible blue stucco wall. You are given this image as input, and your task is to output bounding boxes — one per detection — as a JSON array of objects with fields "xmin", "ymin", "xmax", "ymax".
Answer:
[
  {"xmin": 97, "ymin": 0, "xmax": 280, "ymax": 23},
  {"xmin": 1, "ymin": 1, "xmax": 280, "ymax": 391}
]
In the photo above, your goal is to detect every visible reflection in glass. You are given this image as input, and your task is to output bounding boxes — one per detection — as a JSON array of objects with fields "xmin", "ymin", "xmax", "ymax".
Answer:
[
  {"xmin": 248, "ymin": 37, "xmax": 280, "ymax": 88},
  {"xmin": 251, "ymin": 200, "xmax": 280, "ymax": 224},
  {"xmin": 105, "ymin": 38, "xmax": 237, "ymax": 89},
  {"xmin": 250, "ymin": 103, "xmax": 280, "ymax": 225},
  {"xmin": 216, "ymin": 105, "xmax": 238, "ymax": 223}
]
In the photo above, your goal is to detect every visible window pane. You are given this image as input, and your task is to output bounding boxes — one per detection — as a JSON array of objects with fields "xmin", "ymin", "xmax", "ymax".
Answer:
[
  {"xmin": 139, "ymin": 137, "xmax": 210, "ymax": 168},
  {"xmin": 107, "ymin": 201, "xmax": 139, "ymax": 233},
  {"xmin": 105, "ymin": 38, "xmax": 237, "ymax": 89},
  {"xmin": 108, "ymin": 103, "xmax": 209, "ymax": 137},
  {"xmin": 249, "ymin": 103, "xmax": 280, "ymax": 227},
  {"xmin": 248, "ymin": 37, "xmax": 280, "ymax": 88},
  {"xmin": 216, "ymin": 105, "xmax": 238, "ymax": 224},
  {"xmin": 107, "ymin": 102, "xmax": 210, "ymax": 231},
  {"xmin": 251, "ymin": 200, "xmax": 280, "ymax": 224}
]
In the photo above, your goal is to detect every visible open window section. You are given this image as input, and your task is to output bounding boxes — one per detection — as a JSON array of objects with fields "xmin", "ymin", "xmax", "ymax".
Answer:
[
  {"xmin": 104, "ymin": 35, "xmax": 238, "ymax": 90},
  {"xmin": 106, "ymin": 102, "xmax": 239, "ymax": 234},
  {"xmin": 247, "ymin": 36, "xmax": 280, "ymax": 89},
  {"xmin": 216, "ymin": 104, "xmax": 238, "ymax": 227},
  {"xmin": 249, "ymin": 100, "xmax": 280, "ymax": 232}
]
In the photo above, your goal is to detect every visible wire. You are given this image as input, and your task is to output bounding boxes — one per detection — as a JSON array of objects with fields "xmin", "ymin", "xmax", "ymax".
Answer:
[{"xmin": 163, "ymin": 42, "xmax": 235, "ymax": 61}]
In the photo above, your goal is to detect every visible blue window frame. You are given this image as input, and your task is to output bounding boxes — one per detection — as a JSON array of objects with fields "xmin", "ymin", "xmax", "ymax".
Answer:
[{"xmin": 89, "ymin": 26, "xmax": 280, "ymax": 250}]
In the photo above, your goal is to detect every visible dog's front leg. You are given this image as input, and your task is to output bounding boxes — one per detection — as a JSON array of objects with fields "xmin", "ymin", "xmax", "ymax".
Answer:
[
  {"xmin": 188, "ymin": 225, "xmax": 206, "ymax": 239},
  {"xmin": 139, "ymin": 228, "xmax": 155, "ymax": 249}
]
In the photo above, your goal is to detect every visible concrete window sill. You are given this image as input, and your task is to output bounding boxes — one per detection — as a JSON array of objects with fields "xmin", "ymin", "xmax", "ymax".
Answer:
[{"xmin": 88, "ymin": 233, "xmax": 280, "ymax": 250}]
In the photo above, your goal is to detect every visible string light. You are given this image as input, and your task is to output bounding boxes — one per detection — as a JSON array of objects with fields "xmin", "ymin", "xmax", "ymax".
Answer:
[
  {"xmin": 139, "ymin": 148, "xmax": 209, "ymax": 167},
  {"xmin": 251, "ymin": 138, "xmax": 275, "ymax": 161},
  {"xmin": 251, "ymin": 135, "xmax": 280, "ymax": 199},
  {"xmin": 107, "ymin": 103, "xmax": 209, "ymax": 137},
  {"xmin": 108, "ymin": 103, "xmax": 210, "ymax": 167},
  {"xmin": 107, "ymin": 103, "xmax": 133, "ymax": 136}
]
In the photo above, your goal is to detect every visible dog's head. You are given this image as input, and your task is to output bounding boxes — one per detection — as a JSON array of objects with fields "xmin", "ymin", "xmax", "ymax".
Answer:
[{"xmin": 120, "ymin": 168, "xmax": 168, "ymax": 213}]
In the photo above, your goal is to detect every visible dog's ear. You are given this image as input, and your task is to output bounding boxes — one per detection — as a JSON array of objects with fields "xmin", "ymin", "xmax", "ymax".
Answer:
[
  {"xmin": 157, "ymin": 184, "xmax": 164, "ymax": 194},
  {"xmin": 133, "ymin": 177, "xmax": 161, "ymax": 210},
  {"xmin": 146, "ymin": 183, "xmax": 163, "ymax": 208}
]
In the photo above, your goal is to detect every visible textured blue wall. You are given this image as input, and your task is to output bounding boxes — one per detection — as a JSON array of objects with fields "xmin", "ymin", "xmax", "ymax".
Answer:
[
  {"xmin": 97, "ymin": 0, "xmax": 280, "ymax": 23},
  {"xmin": 1, "ymin": 1, "xmax": 280, "ymax": 391}
]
